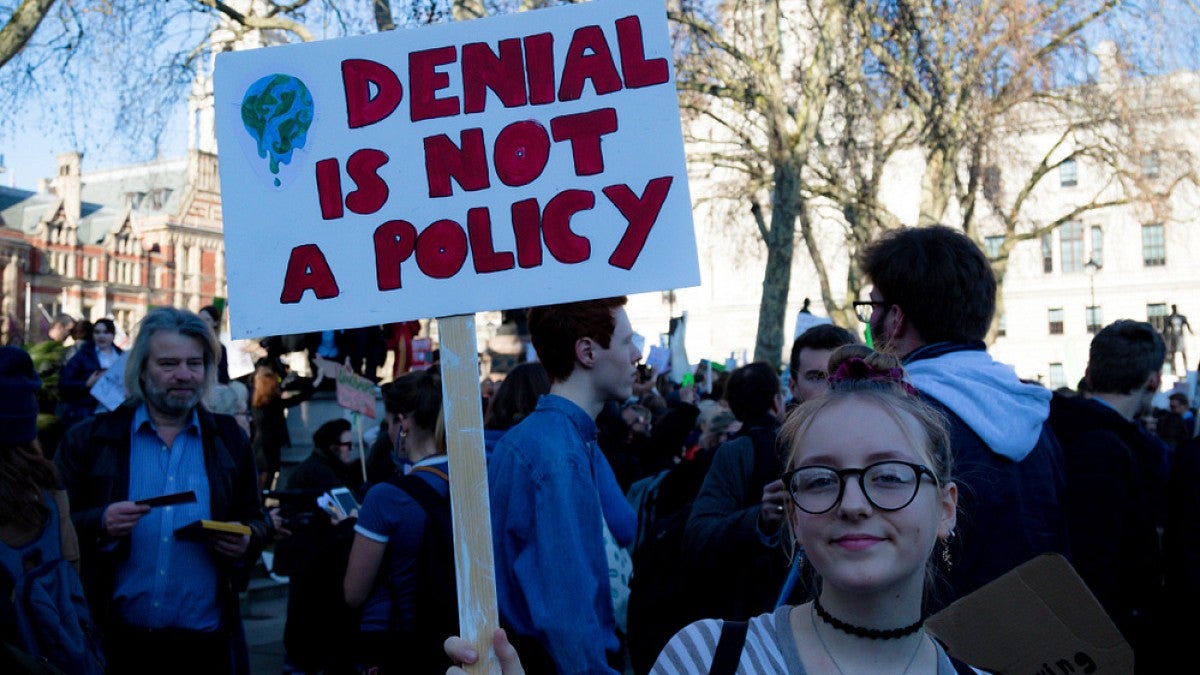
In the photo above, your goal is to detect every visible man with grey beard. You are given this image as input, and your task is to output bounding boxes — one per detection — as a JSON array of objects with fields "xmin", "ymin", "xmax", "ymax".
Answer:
[
  {"xmin": 1048, "ymin": 320, "xmax": 1167, "ymax": 673},
  {"xmin": 57, "ymin": 307, "xmax": 268, "ymax": 675}
]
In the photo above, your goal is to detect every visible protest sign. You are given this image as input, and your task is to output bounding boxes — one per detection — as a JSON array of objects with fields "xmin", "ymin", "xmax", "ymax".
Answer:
[
  {"xmin": 214, "ymin": 1, "xmax": 699, "ymax": 668},
  {"xmin": 335, "ymin": 363, "xmax": 377, "ymax": 419},
  {"xmin": 410, "ymin": 337, "xmax": 433, "ymax": 371},
  {"xmin": 927, "ymin": 554, "xmax": 1134, "ymax": 674},
  {"xmin": 214, "ymin": 0, "xmax": 699, "ymax": 339},
  {"xmin": 645, "ymin": 344, "xmax": 670, "ymax": 374},
  {"xmin": 793, "ymin": 310, "xmax": 832, "ymax": 340}
]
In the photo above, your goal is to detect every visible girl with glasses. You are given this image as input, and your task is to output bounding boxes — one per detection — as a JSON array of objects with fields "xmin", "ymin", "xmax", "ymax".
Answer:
[
  {"xmin": 647, "ymin": 345, "xmax": 977, "ymax": 673},
  {"xmin": 448, "ymin": 345, "xmax": 982, "ymax": 674}
]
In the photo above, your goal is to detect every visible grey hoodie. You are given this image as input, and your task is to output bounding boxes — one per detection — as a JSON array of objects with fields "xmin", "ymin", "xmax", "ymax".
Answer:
[{"xmin": 905, "ymin": 348, "xmax": 1052, "ymax": 461}]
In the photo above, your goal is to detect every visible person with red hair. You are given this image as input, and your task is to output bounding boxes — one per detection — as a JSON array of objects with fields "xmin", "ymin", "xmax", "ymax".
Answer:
[{"xmin": 488, "ymin": 297, "xmax": 640, "ymax": 674}]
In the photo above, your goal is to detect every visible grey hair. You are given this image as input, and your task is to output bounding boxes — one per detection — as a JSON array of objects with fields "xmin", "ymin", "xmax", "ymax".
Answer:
[{"xmin": 124, "ymin": 307, "xmax": 220, "ymax": 404}]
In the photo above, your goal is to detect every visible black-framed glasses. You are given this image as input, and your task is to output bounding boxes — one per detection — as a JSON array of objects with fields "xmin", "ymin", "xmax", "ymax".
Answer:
[
  {"xmin": 852, "ymin": 300, "xmax": 887, "ymax": 323},
  {"xmin": 783, "ymin": 460, "xmax": 938, "ymax": 514}
]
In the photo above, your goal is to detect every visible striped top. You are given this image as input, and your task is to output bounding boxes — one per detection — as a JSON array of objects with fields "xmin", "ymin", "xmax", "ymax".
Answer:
[{"xmin": 651, "ymin": 605, "xmax": 983, "ymax": 674}]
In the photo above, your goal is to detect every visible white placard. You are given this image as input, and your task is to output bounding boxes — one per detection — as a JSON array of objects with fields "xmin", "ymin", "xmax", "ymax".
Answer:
[
  {"xmin": 215, "ymin": 0, "xmax": 699, "ymax": 338},
  {"xmin": 794, "ymin": 311, "xmax": 833, "ymax": 340},
  {"xmin": 645, "ymin": 344, "xmax": 670, "ymax": 373},
  {"xmin": 89, "ymin": 353, "xmax": 129, "ymax": 411}
]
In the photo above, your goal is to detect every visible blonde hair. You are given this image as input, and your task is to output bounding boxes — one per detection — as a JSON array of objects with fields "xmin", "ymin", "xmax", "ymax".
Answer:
[
  {"xmin": 779, "ymin": 346, "xmax": 957, "ymax": 596},
  {"xmin": 779, "ymin": 345, "xmax": 952, "ymax": 482}
]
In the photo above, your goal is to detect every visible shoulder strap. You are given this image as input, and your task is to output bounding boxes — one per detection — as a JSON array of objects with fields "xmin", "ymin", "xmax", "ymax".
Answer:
[
  {"xmin": 51, "ymin": 491, "xmax": 78, "ymax": 570},
  {"xmin": 409, "ymin": 465, "xmax": 449, "ymax": 482},
  {"xmin": 709, "ymin": 620, "xmax": 748, "ymax": 675},
  {"xmin": 948, "ymin": 653, "xmax": 978, "ymax": 675},
  {"xmin": 397, "ymin": 473, "xmax": 448, "ymax": 514},
  {"xmin": 380, "ymin": 470, "xmax": 452, "ymax": 634}
]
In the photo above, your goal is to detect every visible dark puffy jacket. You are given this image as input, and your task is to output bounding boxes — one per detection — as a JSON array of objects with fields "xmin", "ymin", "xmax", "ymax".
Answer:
[{"xmin": 1049, "ymin": 393, "xmax": 1166, "ymax": 673}]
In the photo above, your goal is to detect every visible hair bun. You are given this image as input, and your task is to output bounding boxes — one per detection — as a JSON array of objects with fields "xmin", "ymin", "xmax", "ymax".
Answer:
[{"xmin": 826, "ymin": 346, "xmax": 917, "ymax": 396}]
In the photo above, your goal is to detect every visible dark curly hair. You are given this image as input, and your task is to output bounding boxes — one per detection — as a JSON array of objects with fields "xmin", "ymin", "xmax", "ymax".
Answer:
[{"xmin": 312, "ymin": 418, "xmax": 352, "ymax": 454}]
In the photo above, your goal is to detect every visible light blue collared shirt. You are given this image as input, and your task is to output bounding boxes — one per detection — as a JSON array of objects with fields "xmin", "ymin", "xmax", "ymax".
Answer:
[{"xmin": 112, "ymin": 404, "xmax": 221, "ymax": 630}]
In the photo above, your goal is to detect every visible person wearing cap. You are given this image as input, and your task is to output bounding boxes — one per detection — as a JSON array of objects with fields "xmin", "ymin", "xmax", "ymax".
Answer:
[
  {"xmin": 0, "ymin": 346, "xmax": 47, "ymax": 451},
  {"xmin": 0, "ymin": 346, "xmax": 86, "ymax": 669},
  {"xmin": 55, "ymin": 308, "xmax": 268, "ymax": 675}
]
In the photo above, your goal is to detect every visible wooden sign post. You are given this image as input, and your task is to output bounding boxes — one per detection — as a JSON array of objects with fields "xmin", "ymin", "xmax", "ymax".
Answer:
[
  {"xmin": 213, "ymin": 1, "xmax": 698, "ymax": 669},
  {"xmin": 437, "ymin": 314, "xmax": 500, "ymax": 672}
]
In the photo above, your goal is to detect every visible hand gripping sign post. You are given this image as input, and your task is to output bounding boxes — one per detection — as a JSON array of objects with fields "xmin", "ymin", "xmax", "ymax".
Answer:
[{"xmin": 214, "ymin": 0, "xmax": 699, "ymax": 669}]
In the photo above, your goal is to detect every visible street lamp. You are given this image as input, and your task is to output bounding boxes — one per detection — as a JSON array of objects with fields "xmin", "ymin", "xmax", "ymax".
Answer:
[{"xmin": 1085, "ymin": 258, "xmax": 1102, "ymax": 333}]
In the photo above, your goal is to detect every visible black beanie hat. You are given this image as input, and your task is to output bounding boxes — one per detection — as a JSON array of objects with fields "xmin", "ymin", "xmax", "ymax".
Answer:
[{"xmin": 0, "ymin": 346, "xmax": 42, "ymax": 445}]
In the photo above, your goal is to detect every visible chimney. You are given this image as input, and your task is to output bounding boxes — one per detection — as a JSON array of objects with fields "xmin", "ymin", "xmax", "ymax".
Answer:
[{"xmin": 55, "ymin": 152, "xmax": 82, "ymax": 227}]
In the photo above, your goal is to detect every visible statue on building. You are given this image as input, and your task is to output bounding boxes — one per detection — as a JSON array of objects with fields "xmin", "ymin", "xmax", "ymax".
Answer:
[
  {"xmin": 1, "ymin": 254, "xmax": 21, "ymax": 346},
  {"xmin": 1164, "ymin": 304, "xmax": 1193, "ymax": 373}
]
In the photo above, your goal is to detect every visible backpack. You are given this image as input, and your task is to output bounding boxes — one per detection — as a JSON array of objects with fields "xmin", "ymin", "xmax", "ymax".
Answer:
[
  {"xmin": 0, "ymin": 491, "xmax": 105, "ymax": 675},
  {"xmin": 625, "ymin": 451, "xmax": 714, "ymax": 674},
  {"xmin": 383, "ymin": 467, "xmax": 458, "ymax": 671}
]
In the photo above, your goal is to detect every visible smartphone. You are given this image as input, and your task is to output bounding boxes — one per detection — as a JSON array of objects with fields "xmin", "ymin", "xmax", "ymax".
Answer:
[{"xmin": 329, "ymin": 487, "xmax": 359, "ymax": 516}]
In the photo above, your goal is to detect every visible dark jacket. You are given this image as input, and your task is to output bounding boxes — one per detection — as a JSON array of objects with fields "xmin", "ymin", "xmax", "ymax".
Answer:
[
  {"xmin": 57, "ymin": 341, "xmax": 123, "ymax": 428},
  {"xmin": 55, "ymin": 403, "xmax": 268, "ymax": 675},
  {"xmin": 683, "ymin": 415, "xmax": 797, "ymax": 620},
  {"xmin": 276, "ymin": 449, "xmax": 361, "ymax": 674},
  {"xmin": 1048, "ymin": 393, "xmax": 1166, "ymax": 672},
  {"xmin": 904, "ymin": 342, "xmax": 1070, "ymax": 609},
  {"xmin": 1165, "ymin": 437, "xmax": 1200, "ymax": 664}
]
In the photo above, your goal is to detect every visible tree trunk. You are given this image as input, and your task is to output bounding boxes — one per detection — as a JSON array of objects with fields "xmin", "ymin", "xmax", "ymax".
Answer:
[
  {"xmin": 987, "ymin": 252, "xmax": 1010, "ymax": 344},
  {"xmin": 919, "ymin": 146, "xmax": 954, "ymax": 226},
  {"xmin": 753, "ymin": 161, "xmax": 801, "ymax": 367}
]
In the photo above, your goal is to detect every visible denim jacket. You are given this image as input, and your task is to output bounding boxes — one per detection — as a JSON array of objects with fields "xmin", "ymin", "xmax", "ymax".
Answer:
[{"xmin": 490, "ymin": 394, "xmax": 620, "ymax": 674}]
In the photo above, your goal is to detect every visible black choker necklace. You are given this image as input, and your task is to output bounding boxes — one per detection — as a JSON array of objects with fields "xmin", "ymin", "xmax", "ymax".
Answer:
[{"xmin": 812, "ymin": 597, "xmax": 923, "ymax": 640}]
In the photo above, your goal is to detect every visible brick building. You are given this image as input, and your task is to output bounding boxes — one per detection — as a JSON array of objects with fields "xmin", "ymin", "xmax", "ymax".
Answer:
[{"xmin": 0, "ymin": 150, "xmax": 226, "ymax": 344}]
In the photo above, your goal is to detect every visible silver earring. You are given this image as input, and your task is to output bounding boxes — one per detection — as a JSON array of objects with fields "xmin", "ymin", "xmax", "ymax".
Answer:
[{"xmin": 940, "ymin": 531, "xmax": 955, "ymax": 570}]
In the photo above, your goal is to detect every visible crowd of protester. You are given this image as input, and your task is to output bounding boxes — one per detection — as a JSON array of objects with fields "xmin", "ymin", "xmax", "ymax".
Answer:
[{"xmin": 1, "ymin": 223, "xmax": 1197, "ymax": 675}]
